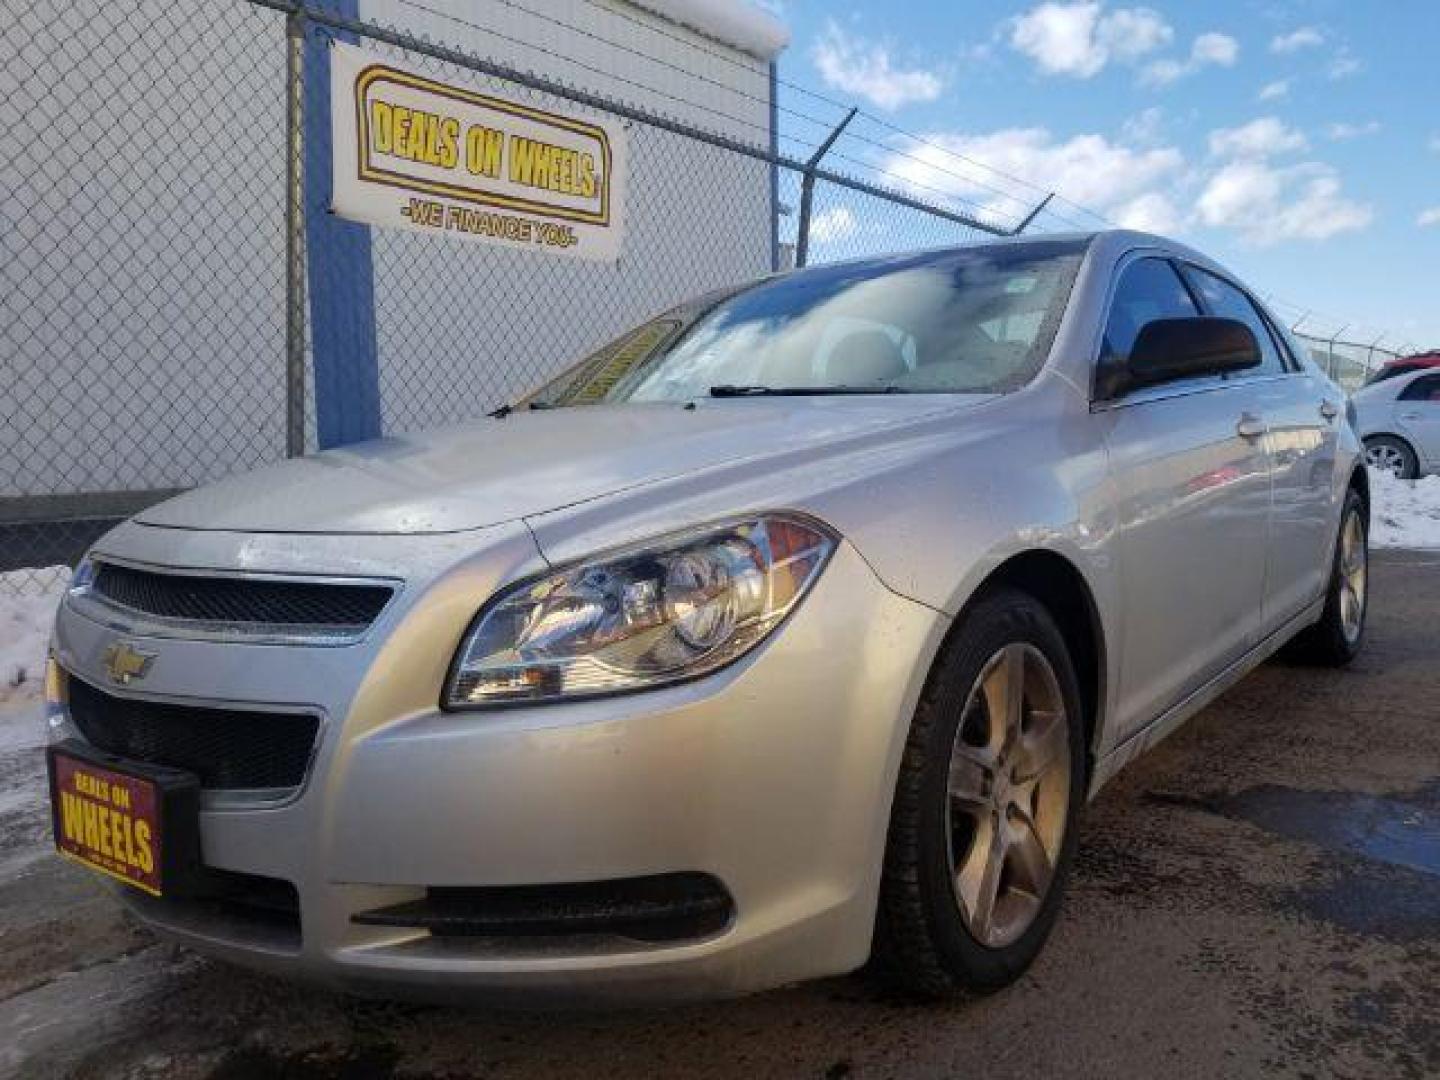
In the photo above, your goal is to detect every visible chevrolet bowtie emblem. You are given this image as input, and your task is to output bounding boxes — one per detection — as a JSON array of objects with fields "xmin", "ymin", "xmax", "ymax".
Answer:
[{"xmin": 102, "ymin": 642, "xmax": 156, "ymax": 686}]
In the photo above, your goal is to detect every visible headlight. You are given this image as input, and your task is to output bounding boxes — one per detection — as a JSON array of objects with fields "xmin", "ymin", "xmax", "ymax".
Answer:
[{"xmin": 444, "ymin": 514, "xmax": 836, "ymax": 708}]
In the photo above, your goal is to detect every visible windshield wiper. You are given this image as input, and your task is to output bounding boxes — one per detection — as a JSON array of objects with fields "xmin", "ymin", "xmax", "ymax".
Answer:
[{"xmin": 707, "ymin": 384, "xmax": 911, "ymax": 398}]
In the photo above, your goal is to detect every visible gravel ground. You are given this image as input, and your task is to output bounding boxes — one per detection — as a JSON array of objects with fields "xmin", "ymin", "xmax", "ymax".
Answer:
[{"xmin": 1, "ymin": 549, "xmax": 1436, "ymax": 1080}]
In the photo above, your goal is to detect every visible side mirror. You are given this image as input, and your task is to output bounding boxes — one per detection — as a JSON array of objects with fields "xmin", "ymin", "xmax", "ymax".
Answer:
[{"xmin": 1105, "ymin": 317, "xmax": 1261, "ymax": 399}]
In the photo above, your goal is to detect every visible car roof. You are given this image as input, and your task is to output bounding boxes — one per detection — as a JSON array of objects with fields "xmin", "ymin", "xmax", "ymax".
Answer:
[
  {"xmin": 1356, "ymin": 364, "xmax": 1439, "ymax": 399},
  {"xmin": 781, "ymin": 229, "xmax": 1240, "ymax": 284}
]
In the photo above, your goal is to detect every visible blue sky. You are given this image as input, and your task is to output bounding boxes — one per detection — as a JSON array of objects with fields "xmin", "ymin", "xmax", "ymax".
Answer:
[{"xmin": 767, "ymin": 0, "xmax": 1440, "ymax": 351}]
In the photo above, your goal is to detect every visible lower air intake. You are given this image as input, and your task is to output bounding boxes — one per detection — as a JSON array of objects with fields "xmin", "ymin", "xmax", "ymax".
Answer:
[{"xmin": 352, "ymin": 873, "xmax": 733, "ymax": 944}]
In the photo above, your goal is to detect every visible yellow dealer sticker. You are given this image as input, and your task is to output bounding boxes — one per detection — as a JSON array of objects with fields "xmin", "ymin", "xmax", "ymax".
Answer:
[
  {"xmin": 51, "ymin": 752, "xmax": 162, "ymax": 896},
  {"xmin": 330, "ymin": 43, "xmax": 627, "ymax": 261}
]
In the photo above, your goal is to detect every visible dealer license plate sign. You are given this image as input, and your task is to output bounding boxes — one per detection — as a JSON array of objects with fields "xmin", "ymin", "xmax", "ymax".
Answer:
[{"xmin": 50, "ymin": 750, "xmax": 166, "ymax": 896}]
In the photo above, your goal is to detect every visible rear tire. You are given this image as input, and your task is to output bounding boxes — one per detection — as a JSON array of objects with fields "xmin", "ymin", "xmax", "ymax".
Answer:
[
  {"xmin": 871, "ymin": 587, "xmax": 1085, "ymax": 999},
  {"xmin": 1287, "ymin": 488, "xmax": 1369, "ymax": 666},
  {"xmin": 1364, "ymin": 435, "xmax": 1418, "ymax": 479}
]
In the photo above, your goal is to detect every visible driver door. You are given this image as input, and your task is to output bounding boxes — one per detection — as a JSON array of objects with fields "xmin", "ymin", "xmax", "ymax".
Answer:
[{"xmin": 1094, "ymin": 255, "xmax": 1272, "ymax": 742}]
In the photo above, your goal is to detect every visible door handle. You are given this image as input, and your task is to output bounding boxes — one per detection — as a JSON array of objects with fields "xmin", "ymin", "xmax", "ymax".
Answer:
[
  {"xmin": 1399, "ymin": 411, "xmax": 1422, "ymax": 422},
  {"xmin": 1236, "ymin": 412, "xmax": 1266, "ymax": 440},
  {"xmin": 1319, "ymin": 400, "xmax": 1339, "ymax": 421}
]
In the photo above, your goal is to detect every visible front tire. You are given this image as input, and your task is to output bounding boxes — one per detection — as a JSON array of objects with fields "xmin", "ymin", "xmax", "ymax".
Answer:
[
  {"xmin": 871, "ymin": 587, "xmax": 1085, "ymax": 998},
  {"xmin": 1287, "ymin": 488, "xmax": 1369, "ymax": 666}
]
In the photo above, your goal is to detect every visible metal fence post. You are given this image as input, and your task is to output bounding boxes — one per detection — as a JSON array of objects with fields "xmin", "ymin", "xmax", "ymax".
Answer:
[
  {"xmin": 1366, "ymin": 333, "xmax": 1385, "ymax": 377},
  {"xmin": 284, "ymin": 8, "xmax": 308, "ymax": 459},
  {"xmin": 1011, "ymin": 193, "xmax": 1054, "ymax": 235},
  {"xmin": 794, "ymin": 108, "xmax": 856, "ymax": 269},
  {"xmin": 1327, "ymin": 324, "xmax": 1348, "ymax": 383}
]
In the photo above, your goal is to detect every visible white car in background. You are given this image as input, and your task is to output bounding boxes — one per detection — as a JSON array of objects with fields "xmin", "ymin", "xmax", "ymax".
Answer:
[{"xmin": 1352, "ymin": 367, "xmax": 1440, "ymax": 478}]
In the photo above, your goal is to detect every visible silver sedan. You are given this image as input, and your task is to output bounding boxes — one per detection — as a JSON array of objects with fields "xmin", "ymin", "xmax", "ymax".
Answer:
[{"xmin": 46, "ymin": 230, "xmax": 1369, "ymax": 1003}]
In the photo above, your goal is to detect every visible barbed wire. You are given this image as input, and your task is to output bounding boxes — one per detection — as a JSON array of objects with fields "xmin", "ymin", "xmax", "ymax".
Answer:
[
  {"xmin": 396, "ymin": 0, "xmax": 845, "ymax": 145},
  {"xmin": 334, "ymin": 1, "xmax": 780, "ymax": 154},
  {"xmin": 406, "ymin": 0, "xmax": 1419, "ymax": 351},
  {"xmin": 549, "ymin": 0, "xmax": 1103, "ymax": 229}
]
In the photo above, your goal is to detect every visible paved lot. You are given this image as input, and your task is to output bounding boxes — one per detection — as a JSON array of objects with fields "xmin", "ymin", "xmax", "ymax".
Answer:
[{"xmin": 2, "ymin": 550, "xmax": 1437, "ymax": 1080}]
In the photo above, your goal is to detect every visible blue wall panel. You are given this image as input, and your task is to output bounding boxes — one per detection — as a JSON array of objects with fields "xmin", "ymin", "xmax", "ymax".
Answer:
[{"xmin": 302, "ymin": 4, "xmax": 381, "ymax": 450}]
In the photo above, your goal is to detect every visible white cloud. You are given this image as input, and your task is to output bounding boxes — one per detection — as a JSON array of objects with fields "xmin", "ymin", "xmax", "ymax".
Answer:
[
  {"xmin": 1097, "ymin": 6, "xmax": 1174, "ymax": 60},
  {"xmin": 877, "ymin": 110, "xmax": 1369, "ymax": 248},
  {"xmin": 1010, "ymin": 2, "xmax": 1107, "ymax": 77},
  {"xmin": 1139, "ymin": 59, "xmax": 1185, "ymax": 86},
  {"xmin": 1008, "ymin": 2, "xmax": 1172, "ymax": 78},
  {"xmin": 1328, "ymin": 50, "xmax": 1363, "ymax": 80},
  {"xmin": 1121, "ymin": 106, "xmax": 1165, "ymax": 145},
  {"xmin": 881, "ymin": 126, "xmax": 1184, "ymax": 227},
  {"xmin": 1196, "ymin": 160, "xmax": 1372, "ymax": 245},
  {"xmin": 1209, "ymin": 117, "xmax": 1308, "ymax": 159},
  {"xmin": 1270, "ymin": 27, "xmax": 1324, "ymax": 54},
  {"xmin": 1192, "ymin": 32, "xmax": 1239, "ymax": 66},
  {"xmin": 1419, "ymin": 208, "xmax": 1440, "ymax": 228},
  {"xmin": 1140, "ymin": 31, "xmax": 1239, "ymax": 86},
  {"xmin": 1326, "ymin": 121, "xmax": 1381, "ymax": 141},
  {"xmin": 1258, "ymin": 79, "xmax": 1290, "ymax": 101},
  {"xmin": 810, "ymin": 22, "xmax": 944, "ymax": 110},
  {"xmin": 1113, "ymin": 191, "xmax": 1182, "ymax": 233},
  {"xmin": 809, "ymin": 205, "xmax": 858, "ymax": 244}
]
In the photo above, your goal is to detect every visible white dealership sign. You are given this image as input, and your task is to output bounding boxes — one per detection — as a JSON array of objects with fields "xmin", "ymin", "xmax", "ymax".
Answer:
[{"xmin": 330, "ymin": 43, "xmax": 627, "ymax": 261}]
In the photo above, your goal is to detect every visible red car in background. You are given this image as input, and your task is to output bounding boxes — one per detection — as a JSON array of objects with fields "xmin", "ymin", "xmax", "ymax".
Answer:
[{"xmin": 1364, "ymin": 351, "xmax": 1440, "ymax": 386}]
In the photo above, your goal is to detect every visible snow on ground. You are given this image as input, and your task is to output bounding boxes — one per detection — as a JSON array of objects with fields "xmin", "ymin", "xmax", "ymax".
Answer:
[
  {"xmin": 1368, "ymin": 468, "xmax": 1440, "ymax": 549},
  {"xmin": 1, "ymin": 566, "xmax": 69, "ymax": 710}
]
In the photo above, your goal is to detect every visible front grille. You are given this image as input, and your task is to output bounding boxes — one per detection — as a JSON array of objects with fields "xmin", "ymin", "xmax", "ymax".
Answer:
[
  {"xmin": 68, "ymin": 678, "xmax": 319, "ymax": 791},
  {"xmin": 92, "ymin": 562, "xmax": 392, "ymax": 632},
  {"xmin": 352, "ymin": 873, "xmax": 734, "ymax": 943}
]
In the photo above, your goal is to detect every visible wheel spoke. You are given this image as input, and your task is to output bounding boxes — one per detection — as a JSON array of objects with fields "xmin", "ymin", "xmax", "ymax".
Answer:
[
  {"xmin": 982, "ymin": 644, "xmax": 1026, "ymax": 754},
  {"xmin": 957, "ymin": 816, "xmax": 1006, "ymax": 943},
  {"xmin": 1342, "ymin": 546, "xmax": 1360, "ymax": 576},
  {"xmin": 1006, "ymin": 813, "xmax": 1054, "ymax": 899},
  {"xmin": 948, "ymin": 745, "xmax": 991, "ymax": 808},
  {"xmin": 1011, "ymin": 707, "xmax": 1067, "ymax": 783}
]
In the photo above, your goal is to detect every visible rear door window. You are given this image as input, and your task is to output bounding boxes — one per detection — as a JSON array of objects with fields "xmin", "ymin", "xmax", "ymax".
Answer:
[
  {"xmin": 1399, "ymin": 374, "xmax": 1440, "ymax": 402},
  {"xmin": 1179, "ymin": 265, "xmax": 1287, "ymax": 378}
]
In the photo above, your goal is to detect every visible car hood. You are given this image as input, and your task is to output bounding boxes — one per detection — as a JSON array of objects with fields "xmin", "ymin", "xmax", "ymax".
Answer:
[{"xmin": 136, "ymin": 397, "xmax": 993, "ymax": 534}]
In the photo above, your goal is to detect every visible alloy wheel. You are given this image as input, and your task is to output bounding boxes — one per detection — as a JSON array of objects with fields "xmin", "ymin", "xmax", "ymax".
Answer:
[
  {"xmin": 1365, "ymin": 443, "xmax": 1408, "ymax": 477},
  {"xmin": 1338, "ymin": 509, "xmax": 1368, "ymax": 643},
  {"xmin": 944, "ymin": 643, "xmax": 1071, "ymax": 949}
]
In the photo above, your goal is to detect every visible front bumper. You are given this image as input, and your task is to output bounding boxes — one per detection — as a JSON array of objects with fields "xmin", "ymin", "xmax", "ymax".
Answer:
[{"xmin": 51, "ymin": 524, "xmax": 944, "ymax": 1003}]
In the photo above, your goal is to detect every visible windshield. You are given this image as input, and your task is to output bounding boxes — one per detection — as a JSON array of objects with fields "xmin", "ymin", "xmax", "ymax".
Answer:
[{"xmin": 526, "ymin": 240, "xmax": 1088, "ymax": 407}]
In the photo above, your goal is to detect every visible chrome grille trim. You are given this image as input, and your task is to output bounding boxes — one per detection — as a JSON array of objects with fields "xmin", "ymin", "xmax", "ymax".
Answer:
[{"xmin": 69, "ymin": 557, "xmax": 402, "ymax": 646}]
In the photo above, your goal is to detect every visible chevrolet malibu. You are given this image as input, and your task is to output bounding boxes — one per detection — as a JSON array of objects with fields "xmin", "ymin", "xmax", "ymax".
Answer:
[{"xmin": 46, "ymin": 231, "xmax": 1369, "ymax": 1003}]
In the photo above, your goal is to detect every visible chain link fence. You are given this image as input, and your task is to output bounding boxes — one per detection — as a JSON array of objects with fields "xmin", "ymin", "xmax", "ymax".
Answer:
[
  {"xmin": 1291, "ymin": 332, "xmax": 1405, "ymax": 391},
  {"xmin": 3, "ymin": 1, "xmax": 290, "ymax": 591},
  {"xmin": 0, "ymin": 0, "xmax": 1006, "ymax": 598},
  {"xmin": 0, "ymin": 0, "xmax": 1420, "ymax": 601}
]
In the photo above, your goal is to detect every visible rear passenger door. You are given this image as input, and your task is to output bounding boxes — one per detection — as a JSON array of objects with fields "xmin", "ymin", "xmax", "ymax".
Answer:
[
  {"xmin": 1178, "ymin": 264, "xmax": 1338, "ymax": 632},
  {"xmin": 1095, "ymin": 255, "xmax": 1272, "ymax": 741},
  {"xmin": 1395, "ymin": 373, "xmax": 1440, "ymax": 469}
]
